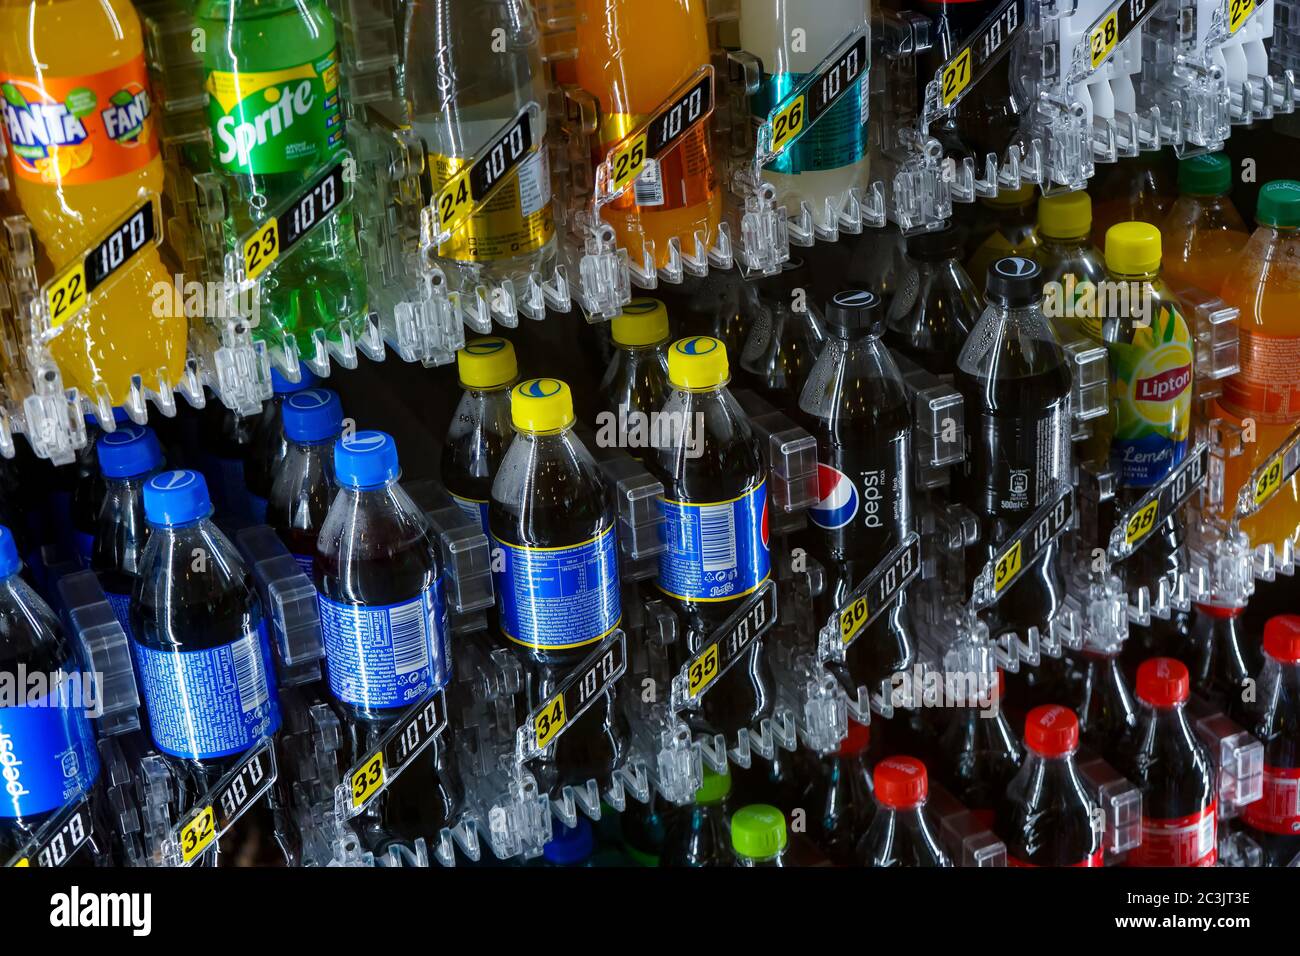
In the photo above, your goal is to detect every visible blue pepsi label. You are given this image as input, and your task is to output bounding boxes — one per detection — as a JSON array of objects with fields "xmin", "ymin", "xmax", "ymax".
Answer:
[
  {"xmin": 753, "ymin": 72, "xmax": 868, "ymax": 175},
  {"xmin": 658, "ymin": 481, "xmax": 771, "ymax": 602},
  {"xmin": 132, "ymin": 624, "xmax": 282, "ymax": 760},
  {"xmin": 493, "ymin": 524, "xmax": 621, "ymax": 651},
  {"xmin": 75, "ymin": 531, "xmax": 94, "ymax": 568},
  {"xmin": 0, "ymin": 669, "xmax": 101, "ymax": 818},
  {"xmin": 318, "ymin": 584, "xmax": 449, "ymax": 709},
  {"xmin": 451, "ymin": 492, "xmax": 490, "ymax": 537},
  {"xmin": 104, "ymin": 590, "xmax": 133, "ymax": 638}
]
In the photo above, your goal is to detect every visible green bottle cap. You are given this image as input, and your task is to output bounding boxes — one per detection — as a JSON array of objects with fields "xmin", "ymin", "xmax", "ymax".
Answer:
[
  {"xmin": 730, "ymin": 804, "xmax": 787, "ymax": 859},
  {"xmin": 696, "ymin": 768, "xmax": 731, "ymax": 804},
  {"xmin": 1256, "ymin": 180, "xmax": 1300, "ymax": 229},
  {"xmin": 1177, "ymin": 153, "xmax": 1231, "ymax": 196}
]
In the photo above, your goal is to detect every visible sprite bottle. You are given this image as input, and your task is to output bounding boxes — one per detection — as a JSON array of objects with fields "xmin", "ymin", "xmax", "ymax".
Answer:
[{"xmin": 197, "ymin": 0, "xmax": 368, "ymax": 356}]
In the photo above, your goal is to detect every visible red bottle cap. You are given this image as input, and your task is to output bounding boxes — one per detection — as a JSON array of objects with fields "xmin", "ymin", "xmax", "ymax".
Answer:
[
  {"xmin": 839, "ymin": 719, "xmax": 870, "ymax": 756},
  {"xmin": 1024, "ymin": 704, "xmax": 1079, "ymax": 757},
  {"xmin": 874, "ymin": 756, "xmax": 928, "ymax": 809},
  {"xmin": 1136, "ymin": 657, "xmax": 1190, "ymax": 708},
  {"xmin": 1195, "ymin": 603, "xmax": 1243, "ymax": 620},
  {"xmin": 1263, "ymin": 615, "xmax": 1300, "ymax": 664}
]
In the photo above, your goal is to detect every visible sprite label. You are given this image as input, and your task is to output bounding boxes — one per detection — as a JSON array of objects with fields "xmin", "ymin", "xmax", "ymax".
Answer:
[
  {"xmin": 1109, "ymin": 304, "xmax": 1193, "ymax": 488},
  {"xmin": 205, "ymin": 49, "xmax": 343, "ymax": 175}
]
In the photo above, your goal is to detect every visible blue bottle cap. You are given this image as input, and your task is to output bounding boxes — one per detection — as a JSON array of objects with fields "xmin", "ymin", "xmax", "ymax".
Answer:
[
  {"xmin": 283, "ymin": 388, "xmax": 343, "ymax": 444},
  {"xmin": 333, "ymin": 431, "xmax": 399, "ymax": 489},
  {"xmin": 97, "ymin": 424, "xmax": 163, "ymax": 479},
  {"xmin": 143, "ymin": 470, "xmax": 212, "ymax": 526},
  {"xmin": 542, "ymin": 819, "xmax": 593, "ymax": 866},
  {"xmin": 270, "ymin": 364, "xmax": 317, "ymax": 396},
  {"xmin": 0, "ymin": 525, "xmax": 20, "ymax": 578}
]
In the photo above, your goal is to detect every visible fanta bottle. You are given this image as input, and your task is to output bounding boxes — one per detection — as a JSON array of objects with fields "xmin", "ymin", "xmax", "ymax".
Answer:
[
  {"xmin": 574, "ymin": 0, "xmax": 721, "ymax": 271},
  {"xmin": 1160, "ymin": 153, "xmax": 1250, "ymax": 296},
  {"xmin": 1214, "ymin": 181, "xmax": 1300, "ymax": 551},
  {"xmin": 0, "ymin": 0, "xmax": 185, "ymax": 405}
]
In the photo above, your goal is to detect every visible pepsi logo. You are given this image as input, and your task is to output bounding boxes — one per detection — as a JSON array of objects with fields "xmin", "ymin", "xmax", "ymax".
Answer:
[
  {"xmin": 995, "ymin": 256, "xmax": 1038, "ymax": 278},
  {"xmin": 465, "ymin": 338, "xmax": 507, "ymax": 355},
  {"xmin": 288, "ymin": 388, "xmax": 333, "ymax": 410},
  {"xmin": 832, "ymin": 290, "xmax": 878, "ymax": 309},
  {"xmin": 519, "ymin": 378, "xmax": 563, "ymax": 399},
  {"xmin": 676, "ymin": 337, "xmax": 720, "ymax": 357},
  {"xmin": 809, "ymin": 464, "xmax": 859, "ymax": 530},
  {"xmin": 342, "ymin": 431, "xmax": 388, "ymax": 452},
  {"xmin": 760, "ymin": 495, "xmax": 770, "ymax": 551},
  {"xmin": 150, "ymin": 469, "xmax": 197, "ymax": 492}
]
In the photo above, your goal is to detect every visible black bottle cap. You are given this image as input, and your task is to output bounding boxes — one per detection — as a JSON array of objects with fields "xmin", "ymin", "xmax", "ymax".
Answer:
[
  {"xmin": 985, "ymin": 256, "xmax": 1043, "ymax": 307},
  {"xmin": 824, "ymin": 289, "xmax": 883, "ymax": 336},
  {"xmin": 905, "ymin": 224, "xmax": 963, "ymax": 261}
]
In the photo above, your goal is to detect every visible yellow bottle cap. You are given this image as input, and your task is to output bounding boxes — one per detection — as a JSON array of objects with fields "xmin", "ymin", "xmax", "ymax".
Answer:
[
  {"xmin": 982, "ymin": 183, "xmax": 1038, "ymax": 207},
  {"xmin": 611, "ymin": 298, "xmax": 670, "ymax": 347},
  {"xmin": 1037, "ymin": 192, "xmax": 1092, "ymax": 240},
  {"xmin": 1104, "ymin": 221, "xmax": 1162, "ymax": 275},
  {"xmin": 511, "ymin": 378, "xmax": 574, "ymax": 433},
  {"xmin": 456, "ymin": 336, "xmax": 517, "ymax": 389},
  {"xmin": 667, "ymin": 336, "xmax": 729, "ymax": 390}
]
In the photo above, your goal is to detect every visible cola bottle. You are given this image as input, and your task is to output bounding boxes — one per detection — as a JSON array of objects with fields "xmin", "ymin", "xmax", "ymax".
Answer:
[
  {"xmin": 245, "ymin": 366, "xmax": 318, "ymax": 524},
  {"xmin": 738, "ymin": 257, "xmax": 827, "ymax": 412},
  {"xmin": 90, "ymin": 424, "xmax": 164, "ymax": 634},
  {"xmin": 800, "ymin": 719, "xmax": 876, "ymax": 863},
  {"xmin": 1070, "ymin": 648, "xmax": 1138, "ymax": 760},
  {"xmin": 661, "ymin": 768, "xmax": 735, "ymax": 867},
  {"xmin": 1186, "ymin": 604, "xmax": 1258, "ymax": 723},
  {"xmin": 596, "ymin": 299, "xmax": 671, "ymax": 457},
  {"xmin": 268, "ymin": 388, "xmax": 343, "ymax": 576},
  {"xmin": 857, "ymin": 756, "xmax": 952, "ymax": 867},
  {"xmin": 442, "ymin": 337, "xmax": 518, "ymax": 535},
  {"xmin": 1242, "ymin": 616, "xmax": 1300, "ymax": 866},
  {"xmin": 885, "ymin": 225, "xmax": 980, "ymax": 380},
  {"xmin": 937, "ymin": 671, "xmax": 1021, "ymax": 829}
]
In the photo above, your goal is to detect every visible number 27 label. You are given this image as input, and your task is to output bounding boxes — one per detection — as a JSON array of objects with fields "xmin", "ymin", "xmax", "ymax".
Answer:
[{"xmin": 941, "ymin": 48, "xmax": 972, "ymax": 107}]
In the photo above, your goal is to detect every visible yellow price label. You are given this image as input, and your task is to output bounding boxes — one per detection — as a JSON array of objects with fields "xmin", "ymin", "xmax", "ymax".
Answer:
[
  {"xmin": 534, "ymin": 694, "xmax": 567, "ymax": 751},
  {"xmin": 609, "ymin": 133, "xmax": 648, "ymax": 195},
  {"xmin": 1254, "ymin": 457, "xmax": 1284, "ymax": 507},
  {"xmin": 13, "ymin": 858, "xmax": 28, "ymax": 867},
  {"xmin": 688, "ymin": 643, "xmax": 720, "ymax": 698},
  {"xmin": 839, "ymin": 596, "xmax": 870, "ymax": 646},
  {"xmin": 770, "ymin": 95, "xmax": 806, "ymax": 154},
  {"xmin": 1090, "ymin": 11, "xmax": 1119, "ymax": 69},
  {"xmin": 1125, "ymin": 499, "xmax": 1161, "ymax": 546},
  {"xmin": 242, "ymin": 218, "xmax": 279, "ymax": 282},
  {"xmin": 434, "ymin": 169, "xmax": 474, "ymax": 237},
  {"xmin": 45, "ymin": 262, "xmax": 87, "ymax": 331},
  {"xmin": 941, "ymin": 48, "xmax": 972, "ymax": 108},
  {"xmin": 179, "ymin": 806, "xmax": 215, "ymax": 864},
  {"xmin": 350, "ymin": 752, "xmax": 385, "ymax": 809},
  {"xmin": 993, "ymin": 539, "xmax": 1022, "ymax": 594},
  {"xmin": 1228, "ymin": 0, "xmax": 1256, "ymax": 33}
]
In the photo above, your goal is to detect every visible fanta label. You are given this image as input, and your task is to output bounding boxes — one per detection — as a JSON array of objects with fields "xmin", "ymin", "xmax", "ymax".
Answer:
[
  {"xmin": 0, "ymin": 57, "xmax": 157, "ymax": 186},
  {"xmin": 205, "ymin": 49, "xmax": 342, "ymax": 175},
  {"xmin": 1110, "ymin": 304, "xmax": 1194, "ymax": 488}
]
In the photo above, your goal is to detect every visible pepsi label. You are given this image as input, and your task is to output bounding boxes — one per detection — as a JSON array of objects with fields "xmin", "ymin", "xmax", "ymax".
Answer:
[
  {"xmin": 809, "ymin": 430, "xmax": 909, "ymax": 561},
  {"xmin": 0, "ymin": 667, "xmax": 101, "ymax": 819},
  {"xmin": 658, "ymin": 481, "xmax": 771, "ymax": 603},
  {"xmin": 450, "ymin": 492, "xmax": 490, "ymax": 537}
]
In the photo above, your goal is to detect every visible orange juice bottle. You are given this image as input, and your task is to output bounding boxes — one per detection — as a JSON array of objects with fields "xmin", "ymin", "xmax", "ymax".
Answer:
[
  {"xmin": 574, "ymin": 0, "xmax": 722, "ymax": 271},
  {"xmin": 1160, "ymin": 153, "xmax": 1250, "ymax": 296},
  {"xmin": 1214, "ymin": 181, "xmax": 1300, "ymax": 550},
  {"xmin": 0, "ymin": 0, "xmax": 184, "ymax": 407}
]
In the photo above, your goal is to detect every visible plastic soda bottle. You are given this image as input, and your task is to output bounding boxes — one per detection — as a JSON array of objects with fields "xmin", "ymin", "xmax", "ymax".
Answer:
[
  {"xmin": 661, "ymin": 767, "xmax": 735, "ymax": 867},
  {"xmin": 443, "ymin": 337, "xmax": 518, "ymax": 536},
  {"xmin": 245, "ymin": 366, "xmax": 318, "ymax": 524},
  {"xmin": 1069, "ymin": 647, "xmax": 1138, "ymax": 759},
  {"xmin": 731, "ymin": 803, "xmax": 788, "ymax": 867},
  {"xmin": 195, "ymin": 0, "xmax": 368, "ymax": 355},
  {"xmin": 885, "ymin": 224, "xmax": 980, "ymax": 380},
  {"xmin": 489, "ymin": 379, "xmax": 628, "ymax": 796},
  {"xmin": 1184, "ymin": 604, "xmax": 1257, "ymax": 724},
  {"xmin": 649, "ymin": 337, "xmax": 774, "ymax": 740},
  {"xmin": 596, "ymin": 300, "xmax": 672, "ymax": 455},
  {"xmin": 0, "ymin": 0, "xmax": 186, "ymax": 405},
  {"xmin": 1242, "ymin": 616, "xmax": 1300, "ymax": 866},
  {"xmin": 1035, "ymin": 192, "xmax": 1107, "ymax": 349},
  {"xmin": 0, "ymin": 525, "xmax": 104, "ymax": 861},
  {"xmin": 1159, "ymin": 153, "xmax": 1250, "ymax": 295},
  {"xmin": 738, "ymin": 256, "xmax": 828, "ymax": 414},
  {"xmin": 800, "ymin": 719, "xmax": 876, "ymax": 864},
  {"xmin": 1214, "ymin": 181, "xmax": 1300, "ymax": 551},
  {"xmin": 997, "ymin": 705, "xmax": 1103, "ymax": 866},
  {"xmin": 268, "ymin": 387, "xmax": 343, "ymax": 577},
  {"xmin": 936, "ymin": 672, "xmax": 1021, "ymax": 829},
  {"xmin": 91, "ymin": 424, "xmax": 164, "ymax": 634},
  {"xmin": 738, "ymin": 0, "xmax": 870, "ymax": 235},
  {"xmin": 574, "ymin": 0, "xmax": 721, "ymax": 271},
  {"xmin": 1089, "ymin": 150, "xmax": 1177, "ymax": 249},
  {"xmin": 965, "ymin": 185, "xmax": 1041, "ymax": 296},
  {"xmin": 541, "ymin": 818, "xmax": 596, "ymax": 867},
  {"xmin": 404, "ymin": 0, "xmax": 556, "ymax": 295},
  {"xmin": 856, "ymin": 756, "xmax": 952, "ymax": 867}
]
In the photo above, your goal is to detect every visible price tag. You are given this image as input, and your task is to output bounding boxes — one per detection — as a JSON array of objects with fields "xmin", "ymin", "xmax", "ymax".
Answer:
[
  {"xmin": 172, "ymin": 740, "xmax": 276, "ymax": 866},
  {"xmin": 834, "ymin": 534, "xmax": 922, "ymax": 649},
  {"xmin": 603, "ymin": 68, "xmax": 713, "ymax": 201},
  {"xmin": 1087, "ymin": 0, "xmax": 1152, "ymax": 72},
  {"xmin": 433, "ymin": 106, "xmax": 535, "ymax": 239},
  {"xmin": 973, "ymin": 485, "xmax": 1074, "ymax": 610},
  {"xmin": 938, "ymin": 0, "xmax": 1022, "ymax": 110},
  {"xmin": 1246, "ymin": 436, "xmax": 1300, "ymax": 513},
  {"xmin": 1112, "ymin": 445, "xmax": 1208, "ymax": 557},
  {"xmin": 682, "ymin": 580, "xmax": 776, "ymax": 701},
  {"xmin": 765, "ymin": 31, "xmax": 868, "ymax": 159},
  {"xmin": 6, "ymin": 795, "xmax": 94, "ymax": 868},
  {"xmin": 240, "ymin": 159, "xmax": 349, "ymax": 282},
  {"xmin": 1228, "ymin": 0, "xmax": 1257, "ymax": 33},
  {"xmin": 523, "ymin": 633, "xmax": 626, "ymax": 759},
  {"xmin": 342, "ymin": 690, "xmax": 447, "ymax": 818},
  {"xmin": 42, "ymin": 198, "xmax": 158, "ymax": 333}
]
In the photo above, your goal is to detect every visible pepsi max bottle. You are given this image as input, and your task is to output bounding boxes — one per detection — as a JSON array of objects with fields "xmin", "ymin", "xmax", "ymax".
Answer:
[
  {"xmin": 90, "ymin": 425, "xmax": 164, "ymax": 636},
  {"xmin": 1243, "ymin": 616, "xmax": 1300, "ymax": 866},
  {"xmin": 490, "ymin": 380, "xmax": 628, "ymax": 796},
  {"xmin": 885, "ymin": 225, "xmax": 981, "ymax": 380},
  {"xmin": 597, "ymin": 299, "xmax": 671, "ymax": 454},
  {"xmin": 856, "ymin": 756, "xmax": 952, "ymax": 867},
  {"xmin": 443, "ymin": 337, "xmax": 518, "ymax": 536},
  {"xmin": 799, "ymin": 290, "xmax": 916, "ymax": 692},
  {"xmin": 648, "ymin": 338, "xmax": 774, "ymax": 741},
  {"xmin": 315, "ymin": 432, "xmax": 459, "ymax": 847},
  {"xmin": 956, "ymin": 257, "xmax": 1071, "ymax": 643},
  {"xmin": 268, "ymin": 388, "xmax": 343, "ymax": 578},
  {"xmin": 0, "ymin": 526, "xmax": 105, "ymax": 862},
  {"xmin": 738, "ymin": 257, "xmax": 827, "ymax": 413},
  {"xmin": 245, "ymin": 366, "xmax": 317, "ymax": 524}
]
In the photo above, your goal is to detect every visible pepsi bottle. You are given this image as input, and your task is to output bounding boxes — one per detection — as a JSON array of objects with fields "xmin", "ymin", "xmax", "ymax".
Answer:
[
  {"xmin": 800, "ymin": 290, "xmax": 916, "ymax": 692},
  {"xmin": 90, "ymin": 424, "xmax": 164, "ymax": 636},
  {"xmin": 738, "ymin": 257, "xmax": 827, "ymax": 412},
  {"xmin": 0, "ymin": 526, "xmax": 105, "ymax": 862},
  {"xmin": 442, "ymin": 337, "xmax": 518, "ymax": 536},
  {"xmin": 885, "ymin": 225, "xmax": 981, "ymax": 380},
  {"xmin": 315, "ymin": 432, "xmax": 459, "ymax": 848},
  {"xmin": 245, "ymin": 366, "xmax": 317, "ymax": 524},
  {"xmin": 661, "ymin": 768, "xmax": 735, "ymax": 867},
  {"xmin": 596, "ymin": 299, "xmax": 671, "ymax": 457},
  {"xmin": 71, "ymin": 409, "xmax": 129, "ymax": 567},
  {"xmin": 490, "ymin": 379, "xmax": 628, "ymax": 796},
  {"xmin": 856, "ymin": 756, "xmax": 952, "ymax": 867},
  {"xmin": 956, "ymin": 257, "xmax": 1072, "ymax": 643},
  {"xmin": 1243, "ymin": 616, "xmax": 1300, "ymax": 866},
  {"xmin": 648, "ymin": 338, "xmax": 775, "ymax": 741},
  {"xmin": 801, "ymin": 719, "xmax": 876, "ymax": 864},
  {"xmin": 199, "ymin": 398, "xmax": 259, "ymax": 527},
  {"xmin": 268, "ymin": 388, "xmax": 343, "ymax": 578},
  {"xmin": 659, "ymin": 269, "xmax": 748, "ymax": 357}
]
